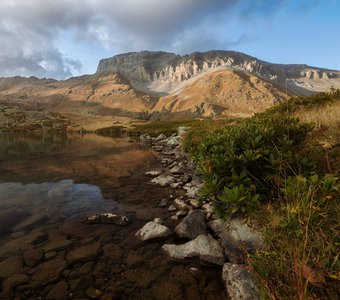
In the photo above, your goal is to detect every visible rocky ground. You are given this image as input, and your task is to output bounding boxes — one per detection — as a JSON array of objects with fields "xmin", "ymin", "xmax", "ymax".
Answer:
[{"xmin": 138, "ymin": 128, "xmax": 263, "ymax": 299}]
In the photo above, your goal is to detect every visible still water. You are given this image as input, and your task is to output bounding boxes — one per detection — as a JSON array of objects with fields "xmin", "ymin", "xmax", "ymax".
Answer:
[{"xmin": 0, "ymin": 133, "xmax": 226, "ymax": 299}]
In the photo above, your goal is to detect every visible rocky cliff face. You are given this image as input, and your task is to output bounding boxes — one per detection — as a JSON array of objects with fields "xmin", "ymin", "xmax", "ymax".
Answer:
[{"xmin": 97, "ymin": 51, "xmax": 340, "ymax": 95}]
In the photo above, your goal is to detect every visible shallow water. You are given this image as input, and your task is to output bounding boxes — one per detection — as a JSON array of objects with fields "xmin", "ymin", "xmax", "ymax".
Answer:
[{"xmin": 0, "ymin": 133, "xmax": 226, "ymax": 299}]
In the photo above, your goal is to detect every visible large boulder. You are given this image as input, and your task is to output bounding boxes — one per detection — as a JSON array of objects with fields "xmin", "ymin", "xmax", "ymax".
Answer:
[
  {"xmin": 162, "ymin": 234, "xmax": 224, "ymax": 265},
  {"xmin": 208, "ymin": 218, "xmax": 264, "ymax": 261},
  {"xmin": 136, "ymin": 220, "xmax": 171, "ymax": 241},
  {"xmin": 222, "ymin": 263, "xmax": 259, "ymax": 300},
  {"xmin": 175, "ymin": 210, "xmax": 207, "ymax": 239}
]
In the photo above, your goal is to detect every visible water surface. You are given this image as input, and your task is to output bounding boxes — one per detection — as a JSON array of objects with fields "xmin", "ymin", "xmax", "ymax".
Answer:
[{"xmin": 0, "ymin": 133, "xmax": 226, "ymax": 299}]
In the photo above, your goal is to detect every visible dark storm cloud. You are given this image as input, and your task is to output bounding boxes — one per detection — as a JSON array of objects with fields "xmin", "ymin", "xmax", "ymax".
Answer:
[{"xmin": 0, "ymin": 0, "xmax": 317, "ymax": 79}]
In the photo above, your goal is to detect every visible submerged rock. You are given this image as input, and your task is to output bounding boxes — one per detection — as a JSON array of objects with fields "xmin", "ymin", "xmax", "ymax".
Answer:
[
  {"xmin": 136, "ymin": 220, "xmax": 171, "ymax": 241},
  {"xmin": 175, "ymin": 210, "xmax": 207, "ymax": 239},
  {"xmin": 81, "ymin": 213, "xmax": 129, "ymax": 226},
  {"xmin": 162, "ymin": 234, "xmax": 224, "ymax": 265},
  {"xmin": 222, "ymin": 263, "xmax": 259, "ymax": 300},
  {"xmin": 66, "ymin": 243, "xmax": 101, "ymax": 265}
]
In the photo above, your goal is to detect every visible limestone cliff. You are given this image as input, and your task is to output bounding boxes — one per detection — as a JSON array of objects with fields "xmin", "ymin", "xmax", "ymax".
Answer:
[{"xmin": 97, "ymin": 51, "xmax": 340, "ymax": 96}]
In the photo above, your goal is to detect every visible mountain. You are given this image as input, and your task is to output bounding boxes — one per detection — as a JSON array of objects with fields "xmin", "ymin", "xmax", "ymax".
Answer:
[
  {"xmin": 1, "ymin": 50, "xmax": 339, "ymax": 127},
  {"xmin": 97, "ymin": 50, "xmax": 340, "ymax": 96}
]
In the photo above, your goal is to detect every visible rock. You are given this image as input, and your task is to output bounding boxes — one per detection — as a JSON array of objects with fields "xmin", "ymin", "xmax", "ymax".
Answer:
[
  {"xmin": 201, "ymin": 203, "xmax": 214, "ymax": 214},
  {"xmin": 136, "ymin": 221, "xmax": 171, "ymax": 241},
  {"xmin": 189, "ymin": 199, "xmax": 201, "ymax": 208},
  {"xmin": 140, "ymin": 134, "xmax": 152, "ymax": 145},
  {"xmin": 158, "ymin": 199, "xmax": 168, "ymax": 207},
  {"xmin": 151, "ymin": 174, "xmax": 175, "ymax": 187},
  {"xmin": 208, "ymin": 218, "xmax": 264, "ymax": 261},
  {"xmin": 44, "ymin": 238, "xmax": 73, "ymax": 252},
  {"xmin": 0, "ymin": 209, "xmax": 30, "ymax": 235},
  {"xmin": 81, "ymin": 213, "xmax": 129, "ymax": 226},
  {"xmin": 175, "ymin": 210, "xmax": 187, "ymax": 218},
  {"xmin": 32, "ymin": 258, "xmax": 67, "ymax": 287},
  {"xmin": 168, "ymin": 205, "xmax": 177, "ymax": 212},
  {"xmin": 66, "ymin": 242, "xmax": 101, "ymax": 265},
  {"xmin": 170, "ymin": 165, "xmax": 185, "ymax": 174},
  {"xmin": 153, "ymin": 280, "xmax": 183, "ymax": 300},
  {"xmin": 166, "ymin": 136, "xmax": 180, "ymax": 148},
  {"xmin": 13, "ymin": 214, "xmax": 49, "ymax": 232},
  {"xmin": 45, "ymin": 251, "xmax": 57, "ymax": 260},
  {"xmin": 145, "ymin": 170, "xmax": 162, "ymax": 177},
  {"xmin": 68, "ymin": 262, "xmax": 93, "ymax": 279},
  {"xmin": 183, "ymin": 185, "xmax": 201, "ymax": 198},
  {"xmin": 174, "ymin": 198, "xmax": 190, "ymax": 211},
  {"xmin": 86, "ymin": 287, "xmax": 103, "ymax": 298},
  {"xmin": 175, "ymin": 210, "xmax": 207, "ymax": 239},
  {"xmin": 162, "ymin": 234, "xmax": 224, "ymax": 265},
  {"xmin": 102, "ymin": 244, "xmax": 123, "ymax": 262},
  {"xmin": 170, "ymin": 182, "xmax": 181, "ymax": 189},
  {"xmin": 23, "ymin": 248, "xmax": 44, "ymax": 267},
  {"xmin": 182, "ymin": 173, "xmax": 192, "ymax": 184},
  {"xmin": 1, "ymin": 274, "xmax": 30, "ymax": 292},
  {"xmin": 155, "ymin": 133, "xmax": 167, "ymax": 141},
  {"xmin": 0, "ymin": 256, "xmax": 23, "ymax": 279},
  {"xmin": 153, "ymin": 218, "xmax": 162, "ymax": 224},
  {"xmin": 46, "ymin": 281, "xmax": 69, "ymax": 300},
  {"xmin": 222, "ymin": 263, "xmax": 259, "ymax": 300}
]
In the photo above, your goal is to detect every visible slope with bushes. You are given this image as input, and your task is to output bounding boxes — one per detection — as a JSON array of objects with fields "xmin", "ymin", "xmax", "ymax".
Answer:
[{"xmin": 183, "ymin": 90, "xmax": 340, "ymax": 299}]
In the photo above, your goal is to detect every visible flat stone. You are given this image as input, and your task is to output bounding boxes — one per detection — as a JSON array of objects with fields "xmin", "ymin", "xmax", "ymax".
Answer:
[
  {"xmin": 81, "ymin": 213, "xmax": 129, "ymax": 226},
  {"xmin": 0, "ymin": 256, "xmax": 23, "ymax": 279},
  {"xmin": 13, "ymin": 214, "xmax": 49, "ymax": 232},
  {"xmin": 145, "ymin": 170, "xmax": 162, "ymax": 177},
  {"xmin": 175, "ymin": 210, "xmax": 207, "ymax": 239},
  {"xmin": 189, "ymin": 199, "xmax": 201, "ymax": 208},
  {"xmin": 1, "ymin": 274, "xmax": 30, "ymax": 292},
  {"xmin": 44, "ymin": 238, "xmax": 73, "ymax": 252},
  {"xmin": 46, "ymin": 281, "xmax": 69, "ymax": 300},
  {"xmin": 136, "ymin": 221, "xmax": 171, "ymax": 241},
  {"xmin": 32, "ymin": 258, "xmax": 67, "ymax": 287},
  {"xmin": 66, "ymin": 243, "xmax": 101, "ymax": 265},
  {"xmin": 155, "ymin": 133, "xmax": 167, "ymax": 141},
  {"xmin": 173, "ymin": 198, "xmax": 190, "ymax": 211},
  {"xmin": 162, "ymin": 234, "xmax": 224, "ymax": 265},
  {"xmin": 170, "ymin": 165, "xmax": 186, "ymax": 174},
  {"xmin": 166, "ymin": 136, "xmax": 180, "ymax": 148},
  {"xmin": 151, "ymin": 174, "xmax": 175, "ymax": 187},
  {"xmin": 168, "ymin": 205, "xmax": 177, "ymax": 212},
  {"xmin": 175, "ymin": 210, "xmax": 187, "ymax": 218},
  {"xmin": 23, "ymin": 248, "xmax": 44, "ymax": 267},
  {"xmin": 222, "ymin": 263, "xmax": 259, "ymax": 300}
]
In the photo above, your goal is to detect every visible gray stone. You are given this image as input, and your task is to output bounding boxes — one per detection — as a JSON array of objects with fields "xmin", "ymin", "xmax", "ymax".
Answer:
[
  {"xmin": 173, "ymin": 198, "xmax": 190, "ymax": 211},
  {"xmin": 208, "ymin": 218, "xmax": 264, "ymax": 261},
  {"xmin": 166, "ymin": 136, "xmax": 180, "ymax": 148},
  {"xmin": 189, "ymin": 199, "xmax": 201, "ymax": 208},
  {"xmin": 23, "ymin": 248, "xmax": 44, "ymax": 267},
  {"xmin": 182, "ymin": 173, "xmax": 192, "ymax": 184},
  {"xmin": 168, "ymin": 205, "xmax": 177, "ymax": 212},
  {"xmin": 136, "ymin": 221, "xmax": 171, "ymax": 241},
  {"xmin": 162, "ymin": 234, "xmax": 224, "ymax": 265},
  {"xmin": 66, "ymin": 243, "xmax": 101, "ymax": 265},
  {"xmin": 158, "ymin": 199, "xmax": 168, "ymax": 207},
  {"xmin": 175, "ymin": 210, "xmax": 207, "ymax": 239},
  {"xmin": 0, "ymin": 256, "xmax": 23, "ymax": 279},
  {"xmin": 151, "ymin": 174, "xmax": 175, "ymax": 187},
  {"xmin": 170, "ymin": 165, "xmax": 185, "ymax": 174},
  {"xmin": 155, "ymin": 133, "xmax": 167, "ymax": 141},
  {"xmin": 222, "ymin": 263, "xmax": 259, "ymax": 300},
  {"xmin": 145, "ymin": 170, "xmax": 162, "ymax": 177},
  {"xmin": 175, "ymin": 210, "xmax": 187, "ymax": 218},
  {"xmin": 184, "ymin": 185, "xmax": 201, "ymax": 198},
  {"xmin": 81, "ymin": 213, "xmax": 129, "ymax": 226},
  {"xmin": 170, "ymin": 182, "xmax": 181, "ymax": 189}
]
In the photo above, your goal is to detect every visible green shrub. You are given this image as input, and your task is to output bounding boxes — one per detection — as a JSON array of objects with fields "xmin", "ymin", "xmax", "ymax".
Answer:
[{"xmin": 186, "ymin": 113, "xmax": 315, "ymax": 215}]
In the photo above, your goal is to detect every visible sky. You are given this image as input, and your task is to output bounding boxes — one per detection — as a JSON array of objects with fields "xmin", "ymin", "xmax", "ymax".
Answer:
[{"xmin": 0, "ymin": 0, "xmax": 339, "ymax": 79}]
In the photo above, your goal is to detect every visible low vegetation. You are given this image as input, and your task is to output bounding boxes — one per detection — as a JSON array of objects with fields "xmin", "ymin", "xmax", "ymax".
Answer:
[{"xmin": 183, "ymin": 90, "xmax": 340, "ymax": 299}]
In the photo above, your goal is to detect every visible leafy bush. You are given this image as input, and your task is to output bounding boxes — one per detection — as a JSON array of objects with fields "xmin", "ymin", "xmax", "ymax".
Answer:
[{"xmin": 187, "ymin": 113, "xmax": 315, "ymax": 215}]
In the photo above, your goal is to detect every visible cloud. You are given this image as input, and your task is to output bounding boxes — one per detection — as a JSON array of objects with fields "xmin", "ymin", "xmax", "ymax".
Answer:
[{"xmin": 0, "ymin": 0, "xmax": 318, "ymax": 79}]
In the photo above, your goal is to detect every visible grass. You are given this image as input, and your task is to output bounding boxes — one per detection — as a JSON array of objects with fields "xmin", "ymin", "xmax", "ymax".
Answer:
[
  {"xmin": 181, "ymin": 89, "xmax": 340, "ymax": 299},
  {"xmin": 128, "ymin": 118, "xmax": 240, "ymax": 137}
]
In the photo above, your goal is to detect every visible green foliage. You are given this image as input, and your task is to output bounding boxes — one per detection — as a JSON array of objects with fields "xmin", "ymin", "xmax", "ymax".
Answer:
[
  {"xmin": 186, "ymin": 113, "xmax": 315, "ymax": 215},
  {"xmin": 267, "ymin": 88, "xmax": 340, "ymax": 115}
]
